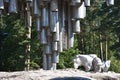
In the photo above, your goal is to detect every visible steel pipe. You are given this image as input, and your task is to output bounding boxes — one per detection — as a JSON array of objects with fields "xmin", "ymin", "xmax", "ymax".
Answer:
[
  {"xmin": 70, "ymin": 0, "xmax": 81, "ymax": 6},
  {"xmin": 9, "ymin": 0, "xmax": 17, "ymax": 13},
  {"xmin": 47, "ymin": 28, "xmax": 52, "ymax": 37},
  {"xmin": 52, "ymin": 51, "xmax": 59, "ymax": 63},
  {"xmin": 47, "ymin": 54, "xmax": 52, "ymax": 70},
  {"xmin": 0, "ymin": 0, "xmax": 4, "ymax": 10},
  {"xmin": 108, "ymin": 0, "xmax": 114, "ymax": 5},
  {"xmin": 53, "ymin": 21, "xmax": 59, "ymax": 42},
  {"xmin": 42, "ymin": 6, "xmax": 49, "ymax": 27},
  {"xmin": 84, "ymin": 0, "xmax": 90, "ymax": 6},
  {"xmin": 33, "ymin": 0, "xmax": 39, "ymax": 15},
  {"xmin": 72, "ymin": 2, "xmax": 86, "ymax": 19},
  {"xmin": 26, "ymin": 0, "xmax": 33, "ymax": 2},
  {"xmin": 50, "ymin": 12, "xmax": 58, "ymax": 32},
  {"xmin": 72, "ymin": 19, "xmax": 81, "ymax": 33},
  {"xmin": 36, "ymin": 17, "xmax": 41, "ymax": 31},
  {"xmin": 45, "ymin": 42, "xmax": 52, "ymax": 54},
  {"xmin": 43, "ymin": 53, "xmax": 47, "ymax": 70},
  {"xmin": 52, "ymin": 41, "xmax": 58, "ymax": 51},
  {"xmin": 40, "ymin": 28, "xmax": 47, "ymax": 44},
  {"xmin": 50, "ymin": 0, "xmax": 58, "ymax": 12}
]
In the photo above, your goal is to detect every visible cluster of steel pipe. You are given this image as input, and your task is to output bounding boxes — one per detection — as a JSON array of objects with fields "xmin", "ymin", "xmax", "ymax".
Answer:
[{"xmin": 0, "ymin": 0, "xmax": 114, "ymax": 70}]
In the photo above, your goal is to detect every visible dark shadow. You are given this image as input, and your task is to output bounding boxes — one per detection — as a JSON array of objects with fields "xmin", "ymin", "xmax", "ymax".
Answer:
[{"xmin": 50, "ymin": 77, "xmax": 91, "ymax": 80}]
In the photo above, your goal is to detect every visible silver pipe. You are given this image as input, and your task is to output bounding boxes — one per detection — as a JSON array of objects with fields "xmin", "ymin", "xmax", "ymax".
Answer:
[
  {"xmin": 52, "ymin": 51, "xmax": 59, "ymax": 63},
  {"xmin": 40, "ymin": 28, "xmax": 47, "ymax": 44},
  {"xmin": 50, "ymin": 12, "xmax": 57, "ymax": 32},
  {"xmin": 52, "ymin": 41, "xmax": 58, "ymax": 51},
  {"xmin": 108, "ymin": 0, "xmax": 114, "ymax": 5},
  {"xmin": 53, "ymin": 15, "xmax": 59, "ymax": 42},
  {"xmin": 26, "ymin": 0, "xmax": 33, "ymax": 2},
  {"xmin": 47, "ymin": 54, "xmax": 52, "ymax": 70},
  {"xmin": 68, "ymin": 3, "xmax": 74, "ymax": 48},
  {"xmin": 42, "ymin": 6, "xmax": 49, "ymax": 27},
  {"xmin": 36, "ymin": 17, "xmax": 41, "ymax": 31},
  {"xmin": 9, "ymin": 0, "xmax": 17, "ymax": 13},
  {"xmin": 52, "ymin": 63, "xmax": 56, "ymax": 70},
  {"xmin": 72, "ymin": 2, "xmax": 86, "ymax": 19},
  {"xmin": 47, "ymin": 28, "xmax": 52, "ymax": 37},
  {"xmin": 72, "ymin": 19, "xmax": 81, "ymax": 33},
  {"xmin": 0, "ymin": 0, "xmax": 4, "ymax": 10},
  {"xmin": 84, "ymin": 0, "xmax": 91, "ymax": 6},
  {"xmin": 43, "ymin": 53, "xmax": 47, "ymax": 70},
  {"xmin": 50, "ymin": 0, "xmax": 58, "ymax": 12},
  {"xmin": 33, "ymin": 0, "xmax": 41, "ymax": 17},
  {"xmin": 33, "ymin": 0, "xmax": 39, "ymax": 15},
  {"xmin": 70, "ymin": 0, "xmax": 81, "ymax": 6},
  {"xmin": 45, "ymin": 42, "xmax": 52, "ymax": 54}
]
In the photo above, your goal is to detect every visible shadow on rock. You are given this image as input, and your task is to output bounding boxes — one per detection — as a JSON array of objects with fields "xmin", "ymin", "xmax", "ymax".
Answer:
[{"xmin": 50, "ymin": 77, "xmax": 91, "ymax": 80}]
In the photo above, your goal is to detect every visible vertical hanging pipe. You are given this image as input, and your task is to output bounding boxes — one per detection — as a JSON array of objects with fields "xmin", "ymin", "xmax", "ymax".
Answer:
[
  {"xmin": 43, "ymin": 49, "xmax": 48, "ymax": 70},
  {"xmin": 68, "ymin": 2, "xmax": 74, "ymax": 48},
  {"xmin": 58, "ymin": 0, "xmax": 64, "ymax": 52},
  {"xmin": 0, "ymin": 0, "xmax": 4, "ymax": 10},
  {"xmin": 9, "ymin": 0, "xmax": 17, "ymax": 13}
]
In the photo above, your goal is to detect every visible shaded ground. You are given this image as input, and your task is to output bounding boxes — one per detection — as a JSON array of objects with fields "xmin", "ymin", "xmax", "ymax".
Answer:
[{"xmin": 0, "ymin": 69, "xmax": 120, "ymax": 80}]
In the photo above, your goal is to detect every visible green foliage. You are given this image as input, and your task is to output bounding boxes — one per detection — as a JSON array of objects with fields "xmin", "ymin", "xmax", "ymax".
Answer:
[
  {"xmin": 110, "ymin": 56, "xmax": 120, "ymax": 73},
  {"xmin": 58, "ymin": 47, "xmax": 81, "ymax": 69},
  {"xmin": 0, "ymin": 14, "xmax": 42, "ymax": 71},
  {"xmin": 30, "ymin": 61, "xmax": 40, "ymax": 70}
]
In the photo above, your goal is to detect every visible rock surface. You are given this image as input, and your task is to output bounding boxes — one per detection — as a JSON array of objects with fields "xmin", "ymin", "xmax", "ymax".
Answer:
[{"xmin": 0, "ymin": 69, "xmax": 120, "ymax": 80}]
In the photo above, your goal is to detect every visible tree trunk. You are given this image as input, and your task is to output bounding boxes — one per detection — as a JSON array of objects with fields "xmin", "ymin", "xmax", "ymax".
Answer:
[
  {"xmin": 105, "ymin": 35, "xmax": 108, "ymax": 61},
  {"xmin": 81, "ymin": 32, "xmax": 85, "ymax": 54},
  {"xmin": 25, "ymin": 3, "xmax": 32, "ymax": 71},
  {"xmin": 99, "ymin": 33, "xmax": 103, "ymax": 61}
]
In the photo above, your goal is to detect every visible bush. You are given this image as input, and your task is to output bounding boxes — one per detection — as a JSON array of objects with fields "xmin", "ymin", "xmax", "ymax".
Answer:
[
  {"xmin": 109, "ymin": 56, "xmax": 120, "ymax": 73},
  {"xmin": 58, "ymin": 48, "xmax": 81, "ymax": 69}
]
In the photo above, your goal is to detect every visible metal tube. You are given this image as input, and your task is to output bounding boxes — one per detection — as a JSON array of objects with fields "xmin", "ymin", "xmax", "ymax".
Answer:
[
  {"xmin": 33, "ymin": 0, "xmax": 39, "ymax": 15},
  {"xmin": 47, "ymin": 54, "xmax": 52, "ymax": 70},
  {"xmin": 53, "ymin": 17, "xmax": 59, "ymax": 42},
  {"xmin": 50, "ymin": 12, "xmax": 57, "ymax": 32},
  {"xmin": 52, "ymin": 51, "xmax": 59, "ymax": 63},
  {"xmin": 52, "ymin": 41, "xmax": 58, "ymax": 51},
  {"xmin": 40, "ymin": 28, "xmax": 47, "ymax": 44},
  {"xmin": 36, "ymin": 17, "xmax": 41, "ymax": 32},
  {"xmin": 42, "ymin": 6, "xmax": 49, "ymax": 27},
  {"xmin": 84, "ymin": 0, "xmax": 91, "ymax": 6},
  {"xmin": 50, "ymin": 0, "xmax": 58, "ymax": 12},
  {"xmin": 43, "ymin": 53, "xmax": 47, "ymax": 70},
  {"xmin": 72, "ymin": 19, "xmax": 81, "ymax": 33},
  {"xmin": 26, "ymin": 0, "xmax": 33, "ymax": 2},
  {"xmin": 68, "ymin": 4, "xmax": 74, "ymax": 48},
  {"xmin": 72, "ymin": 2, "xmax": 86, "ymax": 19},
  {"xmin": 45, "ymin": 42, "xmax": 52, "ymax": 54},
  {"xmin": 0, "ymin": 0, "xmax": 4, "ymax": 10},
  {"xmin": 9, "ymin": 0, "xmax": 17, "ymax": 13},
  {"xmin": 108, "ymin": 0, "xmax": 114, "ymax": 5},
  {"xmin": 70, "ymin": 0, "xmax": 81, "ymax": 6},
  {"xmin": 47, "ymin": 28, "xmax": 52, "ymax": 37}
]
